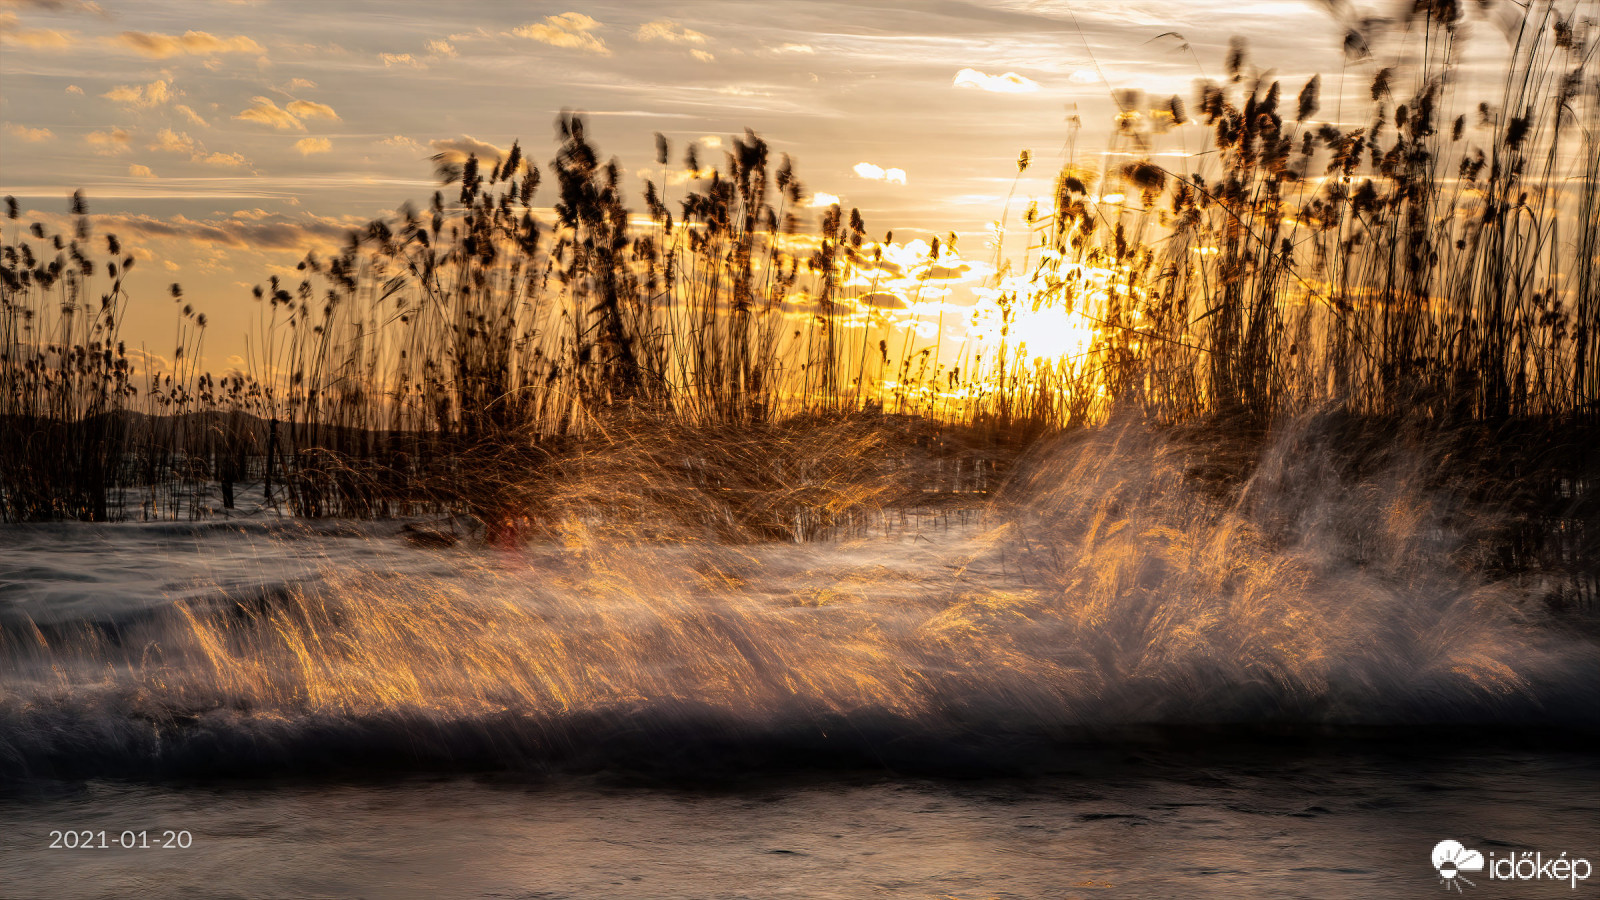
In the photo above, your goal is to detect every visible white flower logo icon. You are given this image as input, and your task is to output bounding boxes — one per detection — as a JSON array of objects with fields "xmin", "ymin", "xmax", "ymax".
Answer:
[{"xmin": 1433, "ymin": 840, "xmax": 1484, "ymax": 892}]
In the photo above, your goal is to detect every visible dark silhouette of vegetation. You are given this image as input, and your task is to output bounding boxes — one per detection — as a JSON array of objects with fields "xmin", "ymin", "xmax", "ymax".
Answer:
[{"xmin": 1, "ymin": 2, "xmax": 1596, "ymax": 569}]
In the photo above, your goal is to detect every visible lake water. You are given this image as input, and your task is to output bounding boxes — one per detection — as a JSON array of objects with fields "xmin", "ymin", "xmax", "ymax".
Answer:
[
  {"xmin": 4, "ymin": 742, "xmax": 1597, "ymax": 899},
  {"xmin": 3, "ymin": 425, "xmax": 1597, "ymax": 896}
]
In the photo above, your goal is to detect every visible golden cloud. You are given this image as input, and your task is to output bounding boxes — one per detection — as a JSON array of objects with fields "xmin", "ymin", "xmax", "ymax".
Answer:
[
  {"xmin": 94, "ymin": 210, "xmax": 357, "ymax": 252},
  {"xmin": 380, "ymin": 52, "xmax": 423, "ymax": 68},
  {"xmin": 428, "ymin": 135, "xmax": 510, "ymax": 165},
  {"xmin": 128, "ymin": 163, "xmax": 155, "ymax": 178},
  {"xmin": 853, "ymin": 162, "xmax": 907, "ymax": 184},
  {"xmin": 84, "ymin": 127, "xmax": 131, "ymax": 155},
  {"xmin": 196, "ymin": 151, "xmax": 249, "ymax": 167},
  {"xmin": 856, "ymin": 291, "xmax": 907, "ymax": 309},
  {"xmin": 636, "ymin": 20, "xmax": 707, "ymax": 45},
  {"xmin": 285, "ymin": 99, "xmax": 339, "ymax": 121},
  {"xmin": 511, "ymin": 12, "xmax": 608, "ymax": 56},
  {"xmin": 102, "ymin": 79, "xmax": 170, "ymax": 109},
  {"xmin": 234, "ymin": 97, "xmax": 305, "ymax": 131},
  {"xmin": 174, "ymin": 104, "xmax": 208, "ymax": 127},
  {"xmin": 380, "ymin": 134, "xmax": 423, "ymax": 152},
  {"xmin": 149, "ymin": 128, "xmax": 196, "ymax": 154},
  {"xmin": 0, "ymin": 1, "xmax": 103, "ymax": 14},
  {"xmin": 113, "ymin": 29, "xmax": 264, "ymax": 59},
  {"xmin": 294, "ymin": 137, "xmax": 331, "ymax": 156},
  {"xmin": 953, "ymin": 68, "xmax": 1040, "ymax": 93},
  {"xmin": 0, "ymin": 15, "xmax": 74, "ymax": 49},
  {"xmin": 4, "ymin": 122, "xmax": 54, "ymax": 142}
]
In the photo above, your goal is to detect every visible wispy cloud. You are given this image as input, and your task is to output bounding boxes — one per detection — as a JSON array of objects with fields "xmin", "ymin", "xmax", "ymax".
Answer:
[
  {"xmin": 84, "ymin": 127, "xmax": 131, "ymax": 155},
  {"xmin": 380, "ymin": 134, "xmax": 423, "ymax": 152},
  {"xmin": 128, "ymin": 163, "xmax": 155, "ymax": 177},
  {"xmin": 174, "ymin": 104, "xmax": 208, "ymax": 127},
  {"xmin": 285, "ymin": 99, "xmax": 338, "ymax": 122},
  {"xmin": 4, "ymin": 122, "xmax": 54, "ymax": 142},
  {"xmin": 294, "ymin": 137, "xmax": 331, "ymax": 156},
  {"xmin": 149, "ymin": 128, "xmax": 196, "ymax": 154},
  {"xmin": 234, "ymin": 97, "xmax": 302, "ymax": 130},
  {"xmin": 380, "ymin": 52, "xmax": 423, "ymax": 68},
  {"xmin": 953, "ymin": 68, "xmax": 1039, "ymax": 93},
  {"xmin": 0, "ymin": 13, "xmax": 75, "ymax": 48},
  {"xmin": 853, "ymin": 162, "xmax": 907, "ymax": 184},
  {"xmin": 112, "ymin": 29, "xmax": 264, "ymax": 59},
  {"xmin": 102, "ymin": 79, "xmax": 171, "ymax": 109},
  {"xmin": 195, "ymin": 151, "xmax": 249, "ymax": 168},
  {"xmin": 0, "ymin": 1, "xmax": 104, "ymax": 15},
  {"xmin": 428, "ymin": 135, "xmax": 510, "ymax": 165},
  {"xmin": 511, "ymin": 12, "xmax": 608, "ymax": 56},
  {"xmin": 425, "ymin": 39, "xmax": 455, "ymax": 57},
  {"xmin": 234, "ymin": 97, "xmax": 321, "ymax": 131},
  {"xmin": 95, "ymin": 210, "xmax": 355, "ymax": 251},
  {"xmin": 636, "ymin": 20, "xmax": 707, "ymax": 46}
]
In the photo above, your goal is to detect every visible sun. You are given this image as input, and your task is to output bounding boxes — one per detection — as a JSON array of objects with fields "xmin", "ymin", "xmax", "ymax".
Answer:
[{"xmin": 965, "ymin": 264, "xmax": 1122, "ymax": 365}]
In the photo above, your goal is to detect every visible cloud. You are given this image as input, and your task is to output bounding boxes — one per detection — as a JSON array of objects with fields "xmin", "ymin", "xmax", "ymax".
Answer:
[
  {"xmin": 380, "ymin": 52, "xmax": 423, "ymax": 68},
  {"xmin": 234, "ymin": 97, "xmax": 305, "ymax": 130},
  {"xmin": 774, "ymin": 42, "xmax": 814, "ymax": 54},
  {"xmin": 0, "ymin": 1, "xmax": 103, "ymax": 14},
  {"xmin": 4, "ymin": 123, "xmax": 53, "ymax": 142},
  {"xmin": 128, "ymin": 163, "xmax": 155, "ymax": 177},
  {"xmin": 85, "ymin": 127, "xmax": 131, "ymax": 155},
  {"xmin": 294, "ymin": 137, "xmax": 331, "ymax": 155},
  {"xmin": 149, "ymin": 128, "xmax": 196, "ymax": 154},
  {"xmin": 94, "ymin": 210, "xmax": 355, "ymax": 252},
  {"xmin": 953, "ymin": 68, "xmax": 1040, "ymax": 94},
  {"xmin": 0, "ymin": 13, "xmax": 74, "ymax": 48},
  {"xmin": 113, "ymin": 29, "xmax": 264, "ymax": 59},
  {"xmin": 380, "ymin": 134, "xmax": 423, "ymax": 152},
  {"xmin": 283, "ymin": 77, "xmax": 317, "ymax": 91},
  {"xmin": 691, "ymin": 48, "xmax": 714, "ymax": 63},
  {"xmin": 196, "ymin": 151, "xmax": 250, "ymax": 167},
  {"xmin": 102, "ymin": 79, "xmax": 170, "ymax": 108},
  {"xmin": 425, "ymin": 39, "xmax": 455, "ymax": 57},
  {"xmin": 428, "ymin": 135, "xmax": 509, "ymax": 165},
  {"xmin": 856, "ymin": 291, "xmax": 906, "ymax": 309},
  {"xmin": 174, "ymin": 104, "xmax": 208, "ymax": 127},
  {"xmin": 809, "ymin": 192, "xmax": 840, "ymax": 208},
  {"xmin": 511, "ymin": 12, "xmax": 608, "ymax": 56},
  {"xmin": 636, "ymin": 20, "xmax": 707, "ymax": 45},
  {"xmin": 663, "ymin": 166, "xmax": 718, "ymax": 186},
  {"xmin": 853, "ymin": 162, "xmax": 907, "ymax": 184},
  {"xmin": 64, "ymin": 84, "xmax": 82, "ymax": 94},
  {"xmin": 285, "ymin": 99, "xmax": 338, "ymax": 121}
]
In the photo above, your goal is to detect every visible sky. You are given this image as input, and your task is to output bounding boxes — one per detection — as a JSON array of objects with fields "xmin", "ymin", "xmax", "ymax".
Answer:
[{"xmin": 0, "ymin": 0, "xmax": 1541, "ymax": 369}]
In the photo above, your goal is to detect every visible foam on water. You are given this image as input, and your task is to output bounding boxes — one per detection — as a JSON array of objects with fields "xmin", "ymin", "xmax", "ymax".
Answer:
[{"xmin": 2, "ymin": 416, "xmax": 1597, "ymax": 780}]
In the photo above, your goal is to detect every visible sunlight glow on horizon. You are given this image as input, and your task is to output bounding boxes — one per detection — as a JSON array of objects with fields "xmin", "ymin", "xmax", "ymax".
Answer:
[{"xmin": 1, "ymin": 0, "xmax": 1522, "ymax": 372}]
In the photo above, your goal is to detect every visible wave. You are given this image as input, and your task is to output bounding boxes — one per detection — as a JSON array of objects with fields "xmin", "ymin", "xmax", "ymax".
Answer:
[{"xmin": 3, "ymin": 413, "xmax": 1598, "ymax": 781}]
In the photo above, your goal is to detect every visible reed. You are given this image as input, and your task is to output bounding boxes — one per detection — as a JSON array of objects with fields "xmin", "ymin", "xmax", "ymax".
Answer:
[{"xmin": 0, "ymin": 2, "xmax": 1595, "ymax": 539}]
